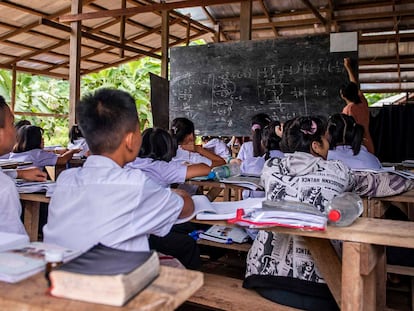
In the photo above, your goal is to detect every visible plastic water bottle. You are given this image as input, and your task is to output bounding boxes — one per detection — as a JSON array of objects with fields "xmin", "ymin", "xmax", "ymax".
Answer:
[
  {"xmin": 208, "ymin": 163, "xmax": 241, "ymax": 179},
  {"xmin": 326, "ymin": 192, "xmax": 363, "ymax": 227}
]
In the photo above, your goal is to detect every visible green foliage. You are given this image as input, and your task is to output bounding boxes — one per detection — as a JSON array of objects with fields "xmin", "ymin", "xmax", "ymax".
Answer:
[
  {"xmin": 0, "ymin": 57, "xmax": 161, "ymax": 146},
  {"xmin": 365, "ymin": 93, "xmax": 399, "ymax": 106}
]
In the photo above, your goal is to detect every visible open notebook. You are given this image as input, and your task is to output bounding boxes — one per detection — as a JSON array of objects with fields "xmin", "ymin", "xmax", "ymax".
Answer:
[{"xmin": 175, "ymin": 195, "xmax": 264, "ymax": 224}]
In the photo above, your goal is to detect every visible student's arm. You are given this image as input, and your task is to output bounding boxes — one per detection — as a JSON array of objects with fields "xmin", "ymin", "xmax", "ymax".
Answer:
[
  {"xmin": 172, "ymin": 188, "xmax": 195, "ymax": 218},
  {"xmin": 193, "ymin": 145, "xmax": 225, "ymax": 167},
  {"xmin": 185, "ymin": 163, "xmax": 211, "ymax": 179},
  {"xmin": 344, "ymin": 57, "xmax": 357, "ymax": 84},
  {"xmin": 55, "ymin": 149, "xmax": 79, "ymax": 165},
  {"xmin": 16, "ymin": 167, "xmax": 47, "ymax": 181}
]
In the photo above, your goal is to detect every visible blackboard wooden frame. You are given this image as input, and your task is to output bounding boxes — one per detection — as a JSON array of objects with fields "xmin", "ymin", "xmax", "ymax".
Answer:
[{"xmin": 170, "ymin": 35, "xmax": 357, "ymax": 136}]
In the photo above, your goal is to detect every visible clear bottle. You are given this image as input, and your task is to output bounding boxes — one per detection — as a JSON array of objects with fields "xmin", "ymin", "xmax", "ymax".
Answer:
[
  {"xmin": 44, "ymin": 249, "xmax": 64, "ymax": 287},
  {"xmin": 326, "ymin": 192, "xmax": 363, "ymax": 227},
  {"xmin": 208, "ymin": 163, "xmax": 241, "ymax": 179}
]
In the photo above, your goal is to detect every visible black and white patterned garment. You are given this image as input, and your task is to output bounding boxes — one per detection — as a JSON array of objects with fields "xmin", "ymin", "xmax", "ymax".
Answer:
[{"xmin": 246, "ymin": 152, "xmax": 355, "ymax": 283}]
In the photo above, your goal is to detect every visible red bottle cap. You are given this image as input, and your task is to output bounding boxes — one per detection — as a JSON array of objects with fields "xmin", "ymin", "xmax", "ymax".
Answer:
[{"xmin": 328, "ymin": 210, "xmax": 341, "ymax": 222}]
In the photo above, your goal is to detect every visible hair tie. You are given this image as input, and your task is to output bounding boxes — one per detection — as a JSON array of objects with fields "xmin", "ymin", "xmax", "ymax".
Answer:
[
  {"xmin": 171, "ymin": 126, "xmax": 178, "ymax": 135},
  {"xmin": 300, "ymin": 120, "xmax": 317, "ymax": 135},
  {"xmin": 251, "ymin": 124, "xmax": 261, "ymax": 131}
]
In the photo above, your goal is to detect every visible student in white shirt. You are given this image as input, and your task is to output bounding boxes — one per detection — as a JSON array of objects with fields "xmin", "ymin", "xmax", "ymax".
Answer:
[
  {"xmin": 67, "ymin": 124, "xmax": 89, "ymax": 158},
  {"xmin": 201, "ymin": 136, "xmax": 231, "ymax": 161},
  {"xmin": 43, "ymin": 88, "xmax": 194, "ymax": 253},
  {"xmin": 326, "ymin": 113, "xmax": 381, "ymax": 169},
  {"xmin": 129, "ymin": 127, "xmax": 211, "ymax": 187},
  {"xmin": 0, "ymin": 97, "xmax": 46, "ymax": 236},
  {"xmin": 9, "ymin": 125, "xmax": 78, "ymax": 170},
  {"xmin": 128, "ymin": 127, "xmax": 210, "ymax": 268},
  {"xmin": 170, "ymin": 117, "xmax": 225, "ymax": 167}
]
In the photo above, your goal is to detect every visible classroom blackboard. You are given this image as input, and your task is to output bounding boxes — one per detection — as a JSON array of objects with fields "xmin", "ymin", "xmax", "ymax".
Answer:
[
  {"xmin": 169, "ymin": 35, "xmax": 357, "ymax": 136},
  {"xmin": 150, "ymin": 73, "xmax": 169, "ymax": 130}
]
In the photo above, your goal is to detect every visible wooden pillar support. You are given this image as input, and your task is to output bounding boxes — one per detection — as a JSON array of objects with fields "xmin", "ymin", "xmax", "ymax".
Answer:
[
  {"xmin": 68, "ymin": 0, "xmax": 82, "ymax": 127},
  {"xmin": 240, "ymin": 0, "xmax": 252, "ymax": 41},
  {"xmin": 161, "ymin": 9, "xmax": 169, "ymax": 79},
  {"xmin": 11, "ymin": 65, "xmax": 17, "ymax": 112}
]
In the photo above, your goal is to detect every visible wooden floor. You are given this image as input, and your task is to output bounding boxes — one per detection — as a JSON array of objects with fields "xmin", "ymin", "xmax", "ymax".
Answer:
[{"xmin": 179, "ymin": 244, "xmax": 413, "ymax": 311}]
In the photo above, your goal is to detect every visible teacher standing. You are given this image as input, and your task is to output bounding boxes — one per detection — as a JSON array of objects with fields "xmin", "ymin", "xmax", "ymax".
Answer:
[{"xmin": 340, "ymin": 58, "xmax": 375, "ymax": 154}]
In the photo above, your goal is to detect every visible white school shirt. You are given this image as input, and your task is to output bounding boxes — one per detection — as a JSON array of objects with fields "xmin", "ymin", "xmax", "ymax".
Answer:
[
  {"xmin": 203, "ymin": 138, "xmax": 231, "ymax": 160},
  {"xmin": 173, "ymin": 146, "xmax": 212, "ymax": 166},
  {"xmin": 0, "ymin": 169, "xmax": 27, "ymax": 236},
  {"xmin": 237, "ymin": 141, "xmax": 253, "ymax": 162},
  {"xmin": 0, "ymin": 152, "xmax": 10, "ymax": 159},
  {"xmin": 43, "ymin": 155, "xmax": 183, "ymax": 252},
  {"xmin": 9, "ymin": 149, "xmax": 58, "ymax": 169},
  {"xmin": 127, "ymin": 157, "xmax": 187, "ymax": 188},
  {"xmin": 327, "ymin": 145, "xmax": 382, "ymax": 170},
  {"xmin": 68, "ymin": 138, "xmax": 89, "ymax": 158}
]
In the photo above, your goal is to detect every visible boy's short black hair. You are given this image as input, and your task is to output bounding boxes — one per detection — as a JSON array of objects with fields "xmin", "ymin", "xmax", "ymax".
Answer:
[{"xmin": 76, "ymin": 88, "xmax": 139, "ymax": 154}]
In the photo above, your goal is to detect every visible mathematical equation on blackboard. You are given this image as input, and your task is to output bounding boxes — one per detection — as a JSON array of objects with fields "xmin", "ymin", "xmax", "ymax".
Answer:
[{"xmin": 170, "ymin": 36, "xmax": 356, "ymax": 136}]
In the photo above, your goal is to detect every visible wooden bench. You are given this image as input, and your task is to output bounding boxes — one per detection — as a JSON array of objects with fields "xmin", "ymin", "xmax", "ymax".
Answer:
[
  {"xmin": 193, "ymin": 217, "xmax": 414, "ymax": 311},
  {"xmin": 187, "ymin": 273, "xmax": 298, "ymax": 311}
]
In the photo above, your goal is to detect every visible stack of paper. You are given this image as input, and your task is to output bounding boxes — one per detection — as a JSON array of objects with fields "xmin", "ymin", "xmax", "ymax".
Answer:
[{"xmin": 14, "ymin": 180, "xmax": 56, "ymax": 194}]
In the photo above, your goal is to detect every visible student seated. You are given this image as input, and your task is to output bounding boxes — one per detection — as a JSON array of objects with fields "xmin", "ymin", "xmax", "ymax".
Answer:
[
  {"xmin": 244, "ymin": 116, "xmax": 354, "ymax": 311},
  {"xmin": 0, "ymin": 97, "xmax": 46, "ymax": 235},
  {"xmin": 326, "ymin": 113, "xmax": 381, "ymax": 169},
  {"xmin": 43, "ymin": 88, "xmax": 194, "ymax": 253},
  {"xmin": 127, "ymin": 127, "xmax": 210, "ymax": 269},
  {"xmin": 9, "ymin": 125, "xmax": 78, "ymax": 170},
  {"xmin": 67, "ymin": 124, "xmax": 89, "ymax": 158},
  {"xmin": 201, "ymin": 136, "xmax": 231, "ymax": 161}
]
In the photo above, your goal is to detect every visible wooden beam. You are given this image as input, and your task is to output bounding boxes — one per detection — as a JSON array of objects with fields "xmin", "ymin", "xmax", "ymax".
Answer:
[
  {"xmin": 300, "ymin": 0, "xmax": 327, "ymax": 25},
  {"xmin": 120, "ymin": 0, "xmax": 126, "ymax": 58},
  {"xmin": 240, "ymin": 0, "xmax": 252, "ymax": 41},
  {"xmin": 161, "ymin": 9, "xmax": 169, "ymax": 79},
  {"xmin": 60, "ymin": 0, "xmax": 251, "ymax": 22},
  {"xmin": 41, "ymin": 18, "xmax": 162, "ymax": 60},
  {"xmin": 69, "ymin": 0, "xmax": 82, "ymax": 128},
  {"xmin": 11, "ymin": 65, "xmax": 16, "ymax": 112},
  {"xmin": 258, "ymin": 0, "xmax": 278, "ymax": 37}
]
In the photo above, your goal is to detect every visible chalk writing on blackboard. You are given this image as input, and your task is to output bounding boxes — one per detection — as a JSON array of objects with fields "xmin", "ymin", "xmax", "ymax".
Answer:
[{"xmin": 170, "ymin": 35, "xmax": 357, "ymax": 136}]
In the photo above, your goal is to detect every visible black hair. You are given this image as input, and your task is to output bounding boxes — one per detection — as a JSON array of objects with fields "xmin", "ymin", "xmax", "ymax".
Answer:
[
  {"xmin": 340, "ymin": 82, "xmax": 361, "ymax": 104},
  {"xmin": 327, "ymin": 113, "xmax": 364, "ymax": 155},
  {"xmin": 139, "ymin": 127, "xmax": 176, "ymax": 162},
  {"xmin": 69, "ymin": 124, "xmax": 84, "ymax": 144},
  {"xmin": 0, "ymin": 96, "xmax": 7, "ymax": 128},
  {"xmin": 15, "ymin": 119, "xmax": 31, "ymax": 130},
  {"xmin": 13, "ymin": 125, "xmax": 43, "ymax": 152},
  {"xmin": 262, "ymin": 120, "xmax": 282, "ymax": 160},
  {"xmin": 76, "ymin": 88, "xmax": 139, "ymax": 154},
  {"xmin": 170, "ymin": 117, "xmax": 194, "ymax": 145},
  {"xmin": 280, "ymin": 116, "xmax": 326, "ymax": 154},
  {"xmin": 250, "ymin": 113, "xmax": 272, "ymax": 157}
]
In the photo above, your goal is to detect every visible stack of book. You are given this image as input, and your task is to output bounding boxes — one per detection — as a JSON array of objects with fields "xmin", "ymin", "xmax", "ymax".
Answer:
[{"xmin": 49, "ymin": 244, "xmax": 160, "ymax": 306}]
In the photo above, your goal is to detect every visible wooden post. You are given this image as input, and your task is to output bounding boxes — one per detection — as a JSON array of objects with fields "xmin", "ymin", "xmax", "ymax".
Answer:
[
  {"xmin": 11, "ymin": 65, "xmax": 17, "ymax": 112},
  {"xmin": 240, "ymin": 0, "xmax": 252, "ymax": 41},
  {"xmin": 68, "ymin": 0, "xmax": 82, "ymax": 127},
  {"xmin": 161, "ymin": 9, "xmax": 169, "ymax": 79}
]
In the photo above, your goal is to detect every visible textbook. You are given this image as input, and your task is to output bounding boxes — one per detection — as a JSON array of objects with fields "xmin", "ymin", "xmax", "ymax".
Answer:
[
  {"xmin": 0, "ymin": 242, "xmax": 79, "ymax": 283},
  {"xmin": 49, "ymin": 244, "xmax": 160, "ymax": 306},
  {"xmin": 175, "ymin": 195, "xmax": 264, "ymax": 223},
  {"xmin": 14, "ymin": 179, "xmax": 56, "ymax": 194},
  {"xmin": 199, "ymin": 225, "xmax": 250, "ymax": 244},
  {"xmin": 0, "ymin": 232, "xmax": 29, "ymax": 252},
  {"xmin": 219, "ymin": 174, "xmax": 263, "ymax": 191},
  {"xmin": 228, "ymin": 200, "xmax": 327, "ymax": 231}
]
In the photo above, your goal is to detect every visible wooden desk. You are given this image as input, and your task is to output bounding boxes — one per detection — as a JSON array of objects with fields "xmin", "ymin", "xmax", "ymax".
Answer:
[
  {"xmin": 0, "ymin": 266, "xmax": 203, "ymax": 311},
  {"xmin": 363, "ymin": 188, "xmax": 414, "ymax": 219},
  {"xmin": 187, "ymin": 179, "xmax": 249, "ymax": 201},
  {"xmin": 195, "ymin": 217, "xmax": 414, "ymax": 311},
  {"xmin": 19, "ymin": 193, "xmax": 50, "ymax": 242}
]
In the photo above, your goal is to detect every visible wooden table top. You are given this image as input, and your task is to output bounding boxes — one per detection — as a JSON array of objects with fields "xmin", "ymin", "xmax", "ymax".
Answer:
[{"xmin": 0, "ymin": 266, "xmax": 203, "ymax": 311}]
